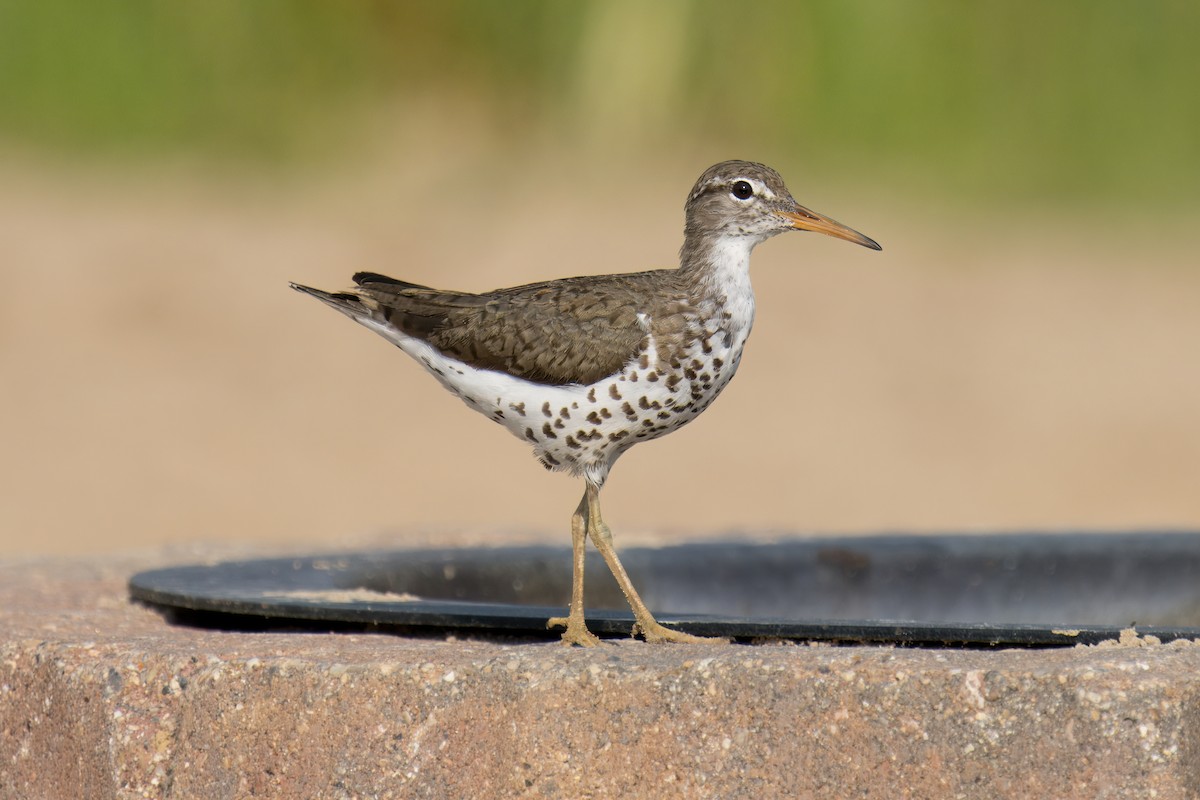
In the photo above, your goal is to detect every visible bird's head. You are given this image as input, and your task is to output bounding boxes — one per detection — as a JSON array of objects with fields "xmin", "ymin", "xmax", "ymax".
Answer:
[{"xmin": 684, "ymin": 160, "xmax": 881, "ymax": 252}]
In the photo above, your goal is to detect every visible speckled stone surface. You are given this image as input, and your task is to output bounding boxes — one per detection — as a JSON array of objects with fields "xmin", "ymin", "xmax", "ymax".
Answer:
[{"xmin": 3, "ymin": 547, "xmax": 1200, "ymax": 799}]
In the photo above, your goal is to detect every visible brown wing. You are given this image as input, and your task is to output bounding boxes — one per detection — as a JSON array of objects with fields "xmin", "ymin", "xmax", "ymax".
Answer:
[{"xmin": 353, "ymin": 270, "xmax": 681, "ymax": 386}]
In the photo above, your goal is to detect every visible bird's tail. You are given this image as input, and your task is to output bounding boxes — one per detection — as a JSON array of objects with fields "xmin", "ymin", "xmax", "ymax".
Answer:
[{"xmin": 289, "ymin": 282, "xmax": 375, "ymax": 321}]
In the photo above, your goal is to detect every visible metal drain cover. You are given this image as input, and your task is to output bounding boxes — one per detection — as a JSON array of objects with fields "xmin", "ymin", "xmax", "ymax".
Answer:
[{"xmin": 129, "ymin": 532, "xmax": 1200, "ymax": 646}]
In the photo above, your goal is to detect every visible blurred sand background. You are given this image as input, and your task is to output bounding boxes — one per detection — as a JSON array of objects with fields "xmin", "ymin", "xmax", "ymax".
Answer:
[{"xmin": 1, "ymin": 3, "xmax": 1197, "ymax": 557}]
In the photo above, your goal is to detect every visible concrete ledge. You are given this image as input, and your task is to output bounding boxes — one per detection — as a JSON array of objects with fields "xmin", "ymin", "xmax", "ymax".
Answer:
[{"xmin": 3, "ymin": 548, "xmax": 1200, "ymax": 799}]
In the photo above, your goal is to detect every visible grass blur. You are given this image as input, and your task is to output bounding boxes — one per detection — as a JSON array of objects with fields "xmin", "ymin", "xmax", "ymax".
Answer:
[{"xmin": 1, "ymin": 1, "xmax": 1197, "ymax": 207}]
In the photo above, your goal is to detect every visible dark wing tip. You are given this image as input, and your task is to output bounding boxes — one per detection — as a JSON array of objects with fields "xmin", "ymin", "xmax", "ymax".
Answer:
[
  {"xmin": 353, "ymin": 271, "xmax": 393, "ymax": 285},
  {"xmin": 353, "ymin": 271, "xmax": 433, "ymax": 290}
]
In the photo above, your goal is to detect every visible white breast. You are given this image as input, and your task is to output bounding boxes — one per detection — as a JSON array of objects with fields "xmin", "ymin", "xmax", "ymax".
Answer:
[{"xmin": 704, "ymin": 234, "xmax": 757, "ymax": 334}]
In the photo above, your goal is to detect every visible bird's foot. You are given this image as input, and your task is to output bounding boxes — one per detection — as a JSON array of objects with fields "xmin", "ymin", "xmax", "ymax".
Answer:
[
  {"xmin": 634, "ymin": 618, "xmax": 728, "ymax": 645},
  {"xmin": 547, "ymin": 615, "xmax": 603, "ymax": 647}
]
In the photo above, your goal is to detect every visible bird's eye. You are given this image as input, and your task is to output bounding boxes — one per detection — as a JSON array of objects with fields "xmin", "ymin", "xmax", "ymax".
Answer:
[{"xmin": 730, "ymin": 180, "xmax": 754, "ymax": 200}]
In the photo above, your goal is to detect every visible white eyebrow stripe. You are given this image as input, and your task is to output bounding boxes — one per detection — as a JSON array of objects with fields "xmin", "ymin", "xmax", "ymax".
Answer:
[
  {"xmin": 746, "ymin": 178, "xmax": 775, "ymax": 199},
  {"xmin": 693, "ymin": 175, "xmax": 776, "ymax": 202}
]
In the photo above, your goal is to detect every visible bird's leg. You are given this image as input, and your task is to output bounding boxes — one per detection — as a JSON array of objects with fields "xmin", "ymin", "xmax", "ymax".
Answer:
[
  {"xmin": 583, "ymin": 483, "xmax": 724, "ymax": 644},
  {"xmin": 547, "ymin": 491, "xmax": 602, "ymax": 647}
]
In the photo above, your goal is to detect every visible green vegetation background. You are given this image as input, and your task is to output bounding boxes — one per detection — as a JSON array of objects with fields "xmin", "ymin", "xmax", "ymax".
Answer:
[{"xmin": 1, "ymin": 0, "xmax": 1197, "ymax": 207}]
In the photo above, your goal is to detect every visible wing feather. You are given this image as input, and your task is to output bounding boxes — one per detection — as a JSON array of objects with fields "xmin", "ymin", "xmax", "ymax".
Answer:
[{"xmin": 353, "ymin": 271, "xmax": 682, "ymax": 385}]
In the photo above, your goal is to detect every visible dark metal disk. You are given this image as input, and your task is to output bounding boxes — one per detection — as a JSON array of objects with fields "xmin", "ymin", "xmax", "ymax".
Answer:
[{"xmin": 129, "ymin": 532, "xmax": 1200, "ymax": 647}]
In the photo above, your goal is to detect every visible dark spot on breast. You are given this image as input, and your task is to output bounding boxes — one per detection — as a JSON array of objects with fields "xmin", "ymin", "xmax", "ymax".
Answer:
[
  {"xmin": 657, "ymin": 411, "xmax": 671, "ymax": 420},
  {"xmin": 608, "ymin": 430, "xmax": 629, "ymax": 442},
  {"xmin": 492, "ymin": 409, "xmax": 505, "ymax": 419},
  {"xmin": 541, "ymin": 453, "xmax": 561, "ymax": 468},
  {"xmin": 628, "ymin": 371, "xmax": 638, "ymax": 382},
  {"xmin": 690, "ymin": 359, "xmax": 703, "ymax": 370},
  {"xmin": 587, "ymin": 388, "xmax": 597, "ymax": 403},
  {"xmin": 542, "ymin": 422, "xmax": 557, "ymax": 439},
  {"xmin": 642, "ymin": 419, "xmax": 654, "ymax": 428},
  {"xmin": 542, "ymin": 402, "xmax": 552, "ymax": 418},
  {"xmin": 700, "ymin": 373, "xmax": 711, "ymax": 383},
  {"xmin": 565, "ymin": 435, "xmax": 581, "ymax": 449},
  {"xmin": 684, "ymin": 368, "xmax": 697, "ymax": 380},
  {"xmin": 646, "ymin": 371, "xmax": 659, "ymax": 382},
  {"xmin": 433, "ymin": 368, "xmax": 445, "ymax": 377},
  {"xmin": 554, "ymin": 418, "xmax": 565, "ymax": 429},
  {"xmin": 712, "ymin": 357, "xmax": 724, "ymax": 370},
  {"xmin": 609, "ymin": 384, "xmax": 622, "ymax": 400},
  {"xmin": 701, "ymin": 338, "xmax": 713, "ymax": 354},
  {"xmin": 621, "ymin": 402, "xmax": 637, "ymax": 420},
  {"xmin": 510, "ymin": 402, "xmax": 526, "ymax": 416},
  {"xmin": 600, "ymin": 407, "xmax": 612, "ymax": 419},
  {"xmin": 666, "ymin": 374, "xmax": 681, "ymax": 389},
  {"xmin": 525, "ymin": 427, "xmax": 537, "ymax": 442},
  {"xmin": 669, "ymin": 358, "xmax": 681, "ymax": 370},
  {"xmin": 639, "ymin": 354, "xmax": 650, "ymax": 369},
  {"xmin": 638, "ymin": 396, "xmax": 651, "ymax": 410},
  {"xmin": 464, "ymin": 396, "xmax": 478, "ymax": 406},
  {"xmin": 587, "ymin": 411, "xmax": 602, "ymax": 425}
]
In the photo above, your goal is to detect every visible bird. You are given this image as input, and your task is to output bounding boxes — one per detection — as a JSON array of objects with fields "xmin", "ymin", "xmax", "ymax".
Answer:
[{"xmin": 290, "ymin": 160, "xmax": 881, "ymax": 646}]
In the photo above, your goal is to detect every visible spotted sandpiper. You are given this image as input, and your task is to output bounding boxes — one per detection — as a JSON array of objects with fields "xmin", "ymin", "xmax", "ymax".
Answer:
[{"xmin": 291, "ymin": 160, "xmax": 880, "ymax": 645}]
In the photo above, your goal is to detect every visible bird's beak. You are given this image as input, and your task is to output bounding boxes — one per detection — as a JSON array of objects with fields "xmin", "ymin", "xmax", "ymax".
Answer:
[{"xmin": 779, "ymin": 204, "xmax": 882, "ymax": 251}]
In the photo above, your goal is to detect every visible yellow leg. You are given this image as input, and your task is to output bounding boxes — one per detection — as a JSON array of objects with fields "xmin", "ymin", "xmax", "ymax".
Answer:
[
  {"xmin": 583, "ymin": 483, "xmax": 725, "ymax": 644},
  {"xmin": 546, "ymin": 492, "xmax": 602, "ymax": 646}
]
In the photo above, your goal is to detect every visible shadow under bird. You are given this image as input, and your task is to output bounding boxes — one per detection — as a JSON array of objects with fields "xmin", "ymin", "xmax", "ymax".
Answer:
[{"xmin": 291, "ymin": 160, "xmax": 881, "ymax": 645}]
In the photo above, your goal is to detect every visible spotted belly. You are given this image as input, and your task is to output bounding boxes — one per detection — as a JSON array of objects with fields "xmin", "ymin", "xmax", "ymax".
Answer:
[{"xmin": 400, "ymin": 334, "xmax": 744, "ymax": 487}]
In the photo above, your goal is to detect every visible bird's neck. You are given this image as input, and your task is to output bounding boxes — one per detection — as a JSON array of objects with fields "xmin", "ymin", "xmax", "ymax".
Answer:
[
  {"xmin": 678, "ymin": 232, "xmax": 758, "ymax": 326},
  {"xmin": 679, "ymin": 232, "xmax": 757, "ymax": 295}
]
